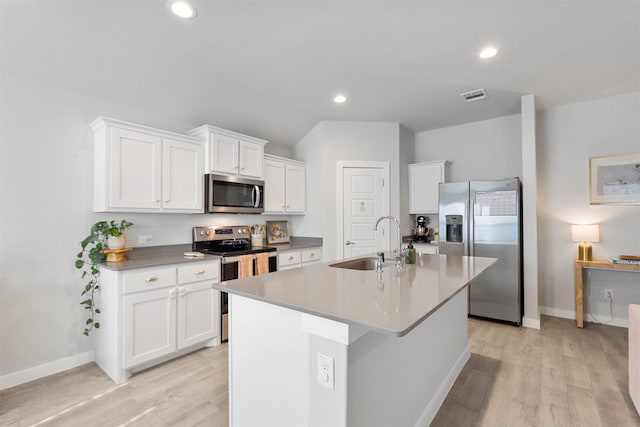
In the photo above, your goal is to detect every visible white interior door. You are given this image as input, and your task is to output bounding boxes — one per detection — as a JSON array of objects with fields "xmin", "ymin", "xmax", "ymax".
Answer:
[{"xmin": 342, "ymin": 167, "xmax": 386, "ymax": 258}]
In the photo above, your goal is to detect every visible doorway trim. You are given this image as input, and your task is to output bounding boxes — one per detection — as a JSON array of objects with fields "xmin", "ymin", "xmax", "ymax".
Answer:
[{"xmin": 336, "ymin": 161, "xmax": 390, "ymax": 259}]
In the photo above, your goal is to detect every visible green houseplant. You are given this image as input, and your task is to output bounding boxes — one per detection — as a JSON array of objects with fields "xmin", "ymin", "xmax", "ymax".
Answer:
[{"xmin": 75, "ymin": 220, "xmax": 133, "ymax": 335}]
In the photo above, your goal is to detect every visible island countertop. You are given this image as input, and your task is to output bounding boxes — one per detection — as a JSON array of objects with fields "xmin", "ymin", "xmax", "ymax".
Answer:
[{"xmin": 214, "ymin": 253, "xmax": 496, "ymax": 337}]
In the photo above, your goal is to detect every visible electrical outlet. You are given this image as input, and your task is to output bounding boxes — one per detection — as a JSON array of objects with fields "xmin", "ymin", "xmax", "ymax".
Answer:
[
  {"xmin": 138, "ymin": 235, "xmax": 153, "ymax": 244},
  {"xmin": 317, "ymin": 353, "xmax": 334, "ymax": 390},
  {"xmin": 604, "ymin": 288, "xmax": 613, "ymax": 300}
]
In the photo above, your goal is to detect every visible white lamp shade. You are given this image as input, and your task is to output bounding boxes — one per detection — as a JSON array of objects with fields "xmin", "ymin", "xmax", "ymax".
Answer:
[{"xmin": 571, "ymin": 224, "xmax": 600, "ymax": 243}]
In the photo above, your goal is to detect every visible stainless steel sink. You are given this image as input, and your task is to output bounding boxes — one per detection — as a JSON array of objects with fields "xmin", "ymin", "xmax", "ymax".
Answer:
[{"xmin": 328, "ymin": 257, "xmax": 395, "ymax": 271}]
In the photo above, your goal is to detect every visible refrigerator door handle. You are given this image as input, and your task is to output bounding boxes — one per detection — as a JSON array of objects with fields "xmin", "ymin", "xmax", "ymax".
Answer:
[
  {"xmin": 464, "ymin": 199, "xmax": 470, "ymax": 255},
  {"xmin": 469, "ymin": 199, "xmax": 475, "ymax": 257}
]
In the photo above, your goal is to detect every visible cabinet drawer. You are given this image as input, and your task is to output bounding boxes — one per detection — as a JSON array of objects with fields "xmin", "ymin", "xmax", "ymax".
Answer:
[
  {"xmin": 301, "ymin": 247, "xmax": 322, "ymax": 263},
  {"xmin": 278, "ymin": 251, "xmax": 301, "ymax": 267},
  {"xmin": 178, "ymin": 261, "xmax": 220, "ymax": 284},
  {"xmin": 123, "ymin": 267, "xmax": 176, "ymax": 294},
  {"xmin": 413, "ymin": 244, "xmax": 438, "ymax": 255}
]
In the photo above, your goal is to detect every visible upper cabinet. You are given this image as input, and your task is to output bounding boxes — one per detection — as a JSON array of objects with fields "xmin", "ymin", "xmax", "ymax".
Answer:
[
  {"xmin": 408, "ymin": 160, "xmax": 450, "ymax": 214},
  {"xmin": 91, "ymin": 117, "xmax": 204, "ymax": 213},
  {"xmin": 263, "ymin": 155, "xmax": 306, "ymax": 214},
  {"xmin": 188, "ymin": 125, "xmax": 267, "ymax": 179}
]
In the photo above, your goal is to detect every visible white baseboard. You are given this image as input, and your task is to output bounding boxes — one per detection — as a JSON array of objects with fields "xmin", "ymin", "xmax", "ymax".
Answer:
[
  {"xmin": 0, "ymin": 350, "xmax": 95, "ymax": 391},
  {"xmin": 522, "ymin": 316, "xmax": 540, "ymax": 329},
  {"xmin": 539, "ymin": 306, "xmax": 628, "ymax": 328},
  {"xmin": 415, "ymin": 345, "xmax": 471, "ymax": 427}
]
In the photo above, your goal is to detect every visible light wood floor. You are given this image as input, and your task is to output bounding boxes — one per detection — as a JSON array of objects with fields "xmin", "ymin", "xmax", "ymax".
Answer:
[{"xmin": 1, "ymin": 316, "xmax": 638, "ymax": 426}]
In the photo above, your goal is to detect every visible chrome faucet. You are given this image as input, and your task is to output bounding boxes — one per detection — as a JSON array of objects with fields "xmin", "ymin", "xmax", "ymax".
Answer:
[{"xmin": 373, "ymin": 215, "xmax": 403, "ymax": 268}]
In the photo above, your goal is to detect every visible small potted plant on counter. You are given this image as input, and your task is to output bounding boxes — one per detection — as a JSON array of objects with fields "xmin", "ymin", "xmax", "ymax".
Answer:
[{"xmin": 75, "ymin": 219, "xmax": 133, "ymax": 335}]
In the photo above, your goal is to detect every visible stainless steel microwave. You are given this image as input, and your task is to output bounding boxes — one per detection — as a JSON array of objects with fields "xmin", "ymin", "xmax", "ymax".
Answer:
[{"xmin": 204, "ymin": 174, "xmax": 264, "ymax": 214}]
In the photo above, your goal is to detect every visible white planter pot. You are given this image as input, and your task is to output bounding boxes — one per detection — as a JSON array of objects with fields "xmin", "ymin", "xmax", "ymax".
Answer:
[{"xmin": 107, "ymin": 234, "xmax": 127, "ymax": 249}]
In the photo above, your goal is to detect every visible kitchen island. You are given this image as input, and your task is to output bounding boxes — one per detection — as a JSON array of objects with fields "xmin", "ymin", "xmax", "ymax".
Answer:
[{"xmin": 214, "ymin": 253, "xmax": 496, "ymax": 427}]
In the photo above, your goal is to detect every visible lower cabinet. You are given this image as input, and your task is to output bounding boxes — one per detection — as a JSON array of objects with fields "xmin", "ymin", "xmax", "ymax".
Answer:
[
  {"xmin": 277, "ymin": 247, "xmax": 322, "ymax": 270},
  {"xmin": 97, "ymin": 260, "xmax": 220, "ymax": 383},
  {"xmin": 123, "ymin": 281, "xmax": 218, "ymax": 368},
  {"xmin": 403, "ymin": 242, "xmax": 439, "ymax": 255}
]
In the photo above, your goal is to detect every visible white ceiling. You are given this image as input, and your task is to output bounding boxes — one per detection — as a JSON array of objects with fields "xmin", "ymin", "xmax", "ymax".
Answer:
[{"xmin": 2, "ymin": 1, "xmax": 639, "ymax": 146}]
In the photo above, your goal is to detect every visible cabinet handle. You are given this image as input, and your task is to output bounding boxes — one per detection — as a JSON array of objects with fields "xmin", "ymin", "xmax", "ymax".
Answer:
[
  {"xmin": 310, "ymin": 253, "xmax": 315, "ymax": 257},
  {"xmin": 155, "ymin": 200, "xmax": 161, "ymax": 204},
  {"xmin": 169, "ymin": 290, "xmax": 177, "ymax": 301},
  {"xmin": 288, "ymin": 256, "xmax": 294, "ymax": 260},
  {"xmin": 145, "ymin": 276, "xmax": 159, "ymax": 282},
  {"xmin": 179, "ymin": 287, "xmax": 186, "ymax": 297},
  {"xmin": 165, "ymin": 199, "xmax": 170, "ymax": 203},
  {"xmin": 195, "ymin": 269, "xmax": 205, "ymax": 275}
]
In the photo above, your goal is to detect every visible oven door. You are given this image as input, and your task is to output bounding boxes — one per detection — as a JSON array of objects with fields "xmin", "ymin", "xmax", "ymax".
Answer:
[
  {"xmin": 219, "ymin": 253, "xmax": 276, "ymax": 342},
  {"xmin": 205, "ymin": 174, "xmax": 264, "ymax": 214}
]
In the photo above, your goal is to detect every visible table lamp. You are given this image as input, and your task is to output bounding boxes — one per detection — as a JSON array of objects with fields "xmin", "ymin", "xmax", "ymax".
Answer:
[{"xmin": 571, "ymin": 224, "xmax": 600, "ymax": 261}]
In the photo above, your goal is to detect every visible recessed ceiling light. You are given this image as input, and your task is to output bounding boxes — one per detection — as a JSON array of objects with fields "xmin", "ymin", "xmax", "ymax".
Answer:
[
  {"xmin": 169, "ymin": 0, "xmax": 197, "ymax": 19},
  {"xmin": 334, "ymin": 94, "xmax": 347, "ymax": 104},
  {"xmin": 479, "ymin": 46, "xmax": 498, "ymax": 59}
]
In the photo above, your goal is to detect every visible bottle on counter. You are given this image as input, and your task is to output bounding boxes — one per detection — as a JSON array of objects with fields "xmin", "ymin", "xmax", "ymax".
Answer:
[{"xmin": 405, "ymin": 241, "xmax": 416, "ymax": 264}]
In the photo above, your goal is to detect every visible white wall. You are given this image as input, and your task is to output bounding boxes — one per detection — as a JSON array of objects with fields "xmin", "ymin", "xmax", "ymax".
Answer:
[
  {"xmin": 0, "ymin": 75, "xmax": 290, "ymax": 383},
  {"xmin": 415, "ymin": 114, "xmax": 522, "ymax": 182},
  {"xmin": 537, "ymin": 91, "xmax": 640, "ymax": 326},
  {"xmin": 293, "ymin": 121, "xmax": 405, "ymax": 261}
]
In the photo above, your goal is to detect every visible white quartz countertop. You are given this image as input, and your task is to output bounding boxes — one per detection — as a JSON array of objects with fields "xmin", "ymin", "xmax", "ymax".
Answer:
[{"xmin": 214, "ymin": 253, "xmax": 496, "ymax": 337}]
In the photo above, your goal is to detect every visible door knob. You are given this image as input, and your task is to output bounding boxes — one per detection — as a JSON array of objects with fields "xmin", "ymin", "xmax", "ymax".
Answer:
[{"xmin": 345, "ymin": 240, "xmax": 355, "ymax": 246}]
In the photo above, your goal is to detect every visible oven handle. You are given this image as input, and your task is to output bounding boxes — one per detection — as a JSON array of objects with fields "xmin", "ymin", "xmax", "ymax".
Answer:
[{"xmin": 221, "ymin": 252, "xmax": 276, "ymax": 264}]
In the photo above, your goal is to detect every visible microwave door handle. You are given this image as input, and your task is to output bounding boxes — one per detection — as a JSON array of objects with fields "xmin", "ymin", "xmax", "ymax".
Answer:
[{"xmin": 254, "ymin": 185, "xmax": 261, "ymax": 208}]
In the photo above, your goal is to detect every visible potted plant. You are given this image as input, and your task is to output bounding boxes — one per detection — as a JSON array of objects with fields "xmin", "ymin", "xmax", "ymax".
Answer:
[{"xmin": 75, "ymin": 219, "xmax": 133, "ymax": 335}]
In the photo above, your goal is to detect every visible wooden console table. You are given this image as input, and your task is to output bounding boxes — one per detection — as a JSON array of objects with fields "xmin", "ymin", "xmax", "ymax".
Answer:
[{"xmin": 575, "ymin": 259, "xmax": 640, "ymax": 328}]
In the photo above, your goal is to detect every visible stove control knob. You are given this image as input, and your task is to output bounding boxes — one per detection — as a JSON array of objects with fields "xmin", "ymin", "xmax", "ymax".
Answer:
[
  {"xmin": 238, "ymin": 229, "xmax": 245, "ymax": 234},
  {"xmin": 206, "ymin": 230, "xmax": 211, "ymax": 236},
  {"xmin": 199, "ymin": 230, "xmax": 205, "ymax": 236}
]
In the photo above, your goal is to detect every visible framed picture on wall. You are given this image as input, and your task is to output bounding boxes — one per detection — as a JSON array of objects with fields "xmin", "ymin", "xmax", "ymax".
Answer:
[
  {"xmin": 589, "ymin": 153, "xmax": 640, "ymax": 205},
  {"xmin": 265, "ymin": 220, "xmax": 290, "ymax": 244}
]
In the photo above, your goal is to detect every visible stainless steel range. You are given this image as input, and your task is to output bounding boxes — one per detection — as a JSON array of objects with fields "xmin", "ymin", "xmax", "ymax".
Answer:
[{"xmin": 192, "ymin": 225, "xmax": 277, "ymax": 342}]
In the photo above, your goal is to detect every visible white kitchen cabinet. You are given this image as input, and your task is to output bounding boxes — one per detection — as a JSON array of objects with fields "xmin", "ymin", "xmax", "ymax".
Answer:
[
  {"xmin": 264, "ymin": 155, "xmax": 306, "ymax": 214},
  {"xmin": 123, "ymin": 287, "xmax": 177, "ymax": 367},
  {"xmin": 278, "ymin": 249, "xmax": 302, "ymax": 271},
  {"xmin": 97, "ymin": 260, "xmax": 221, "ymax": 383},
  {"xmin": 188, "ymin": 125, "xmax": 267, "ymax": 179},
  {"xmin": 277, "ymin": 246, "xmax": 322, "ymax": 270},
  {"xmin": 91, "ymin": 117, "xmax": 204, "ymax": 213},
  {"xmin": 403, "ymin": 242, "xmax": 439, "ymax": 255},
  {"xmin": 301, "ymin": 247, "xmax": 322, "ymax": 265},
  {"xmin": 408, "ymin": 160, "xmax": 450, "ymax": 214}
]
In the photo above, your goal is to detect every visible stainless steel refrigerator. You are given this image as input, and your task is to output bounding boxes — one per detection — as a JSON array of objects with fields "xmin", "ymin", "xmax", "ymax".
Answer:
[{"xmin": 438, "ymin": 178, "xmax": 523, "ymax": 325}]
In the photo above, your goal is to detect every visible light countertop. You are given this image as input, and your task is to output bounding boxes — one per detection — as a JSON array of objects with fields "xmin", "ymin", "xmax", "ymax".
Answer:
[{"xmin": 214, "ymin": 253, "xmax": 496, "ymax": 337}]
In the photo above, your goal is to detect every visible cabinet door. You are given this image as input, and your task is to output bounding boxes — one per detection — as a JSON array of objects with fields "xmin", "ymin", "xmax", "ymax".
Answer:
[
  {"xmin": 409, "ymin": 162, "xmax": 444, "ymax": 214},
  {"xmin": 263, "ymin": 159, "xmax": 286, "ymax": 213},
  {"xmin": 110, "ymin": 127, "xmax": 162, "ymax": 209},
  {"xmin": 285, "ymin": 163, "xmax": 306, "ymax": 213},
  {"xmin": 162, "ymin": 138, "xmax": 204, "ymax": 211},
  {"xmin": 123, "ymin": 288, "xmax": 177, "ymax": 368},
  {"xmin": 239, "ymin": 140, "xmax": 264, "ymax": 178},
  {"xmin": 177, "ymin": 282, "xmax": 219, "ymax": 349},
  {"xmin": 210, "ymin": 132, "xmax": 239, "ymax": 175}
]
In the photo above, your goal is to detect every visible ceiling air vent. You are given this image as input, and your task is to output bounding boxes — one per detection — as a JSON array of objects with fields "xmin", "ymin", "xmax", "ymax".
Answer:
[{"xmin": 460, "ymin": 88, "xmax": 488, "ymax": 102}]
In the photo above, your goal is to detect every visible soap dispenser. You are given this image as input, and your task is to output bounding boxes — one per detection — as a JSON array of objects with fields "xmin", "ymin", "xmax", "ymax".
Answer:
[{"xmin": 405, "ymin": 241, "xmax": 416, "ymax": 264}]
